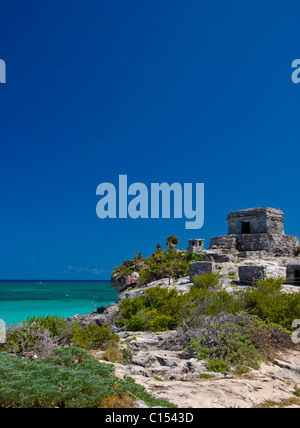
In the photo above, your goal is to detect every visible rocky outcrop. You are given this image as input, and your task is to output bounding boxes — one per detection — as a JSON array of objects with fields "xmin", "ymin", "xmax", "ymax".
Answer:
[
  {"xmin": 68, "ymin": 303, "xmax": 119, "ymax": 326},
  {"xmin": 117, "ymin": 277, "xmax": 191, "ymax": 302},
  {"xmin": 94, "ymin": 330, "xmax": 300, "ymax": 408},
  {"xmin": 111, "ymin": 271, "xmax": 140, "ymax": 291}
]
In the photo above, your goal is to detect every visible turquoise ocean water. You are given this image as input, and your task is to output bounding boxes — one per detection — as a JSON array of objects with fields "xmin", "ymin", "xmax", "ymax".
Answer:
[{"xmin": 0, "ymin": 281, "xmax": 118, "ymax": 325}]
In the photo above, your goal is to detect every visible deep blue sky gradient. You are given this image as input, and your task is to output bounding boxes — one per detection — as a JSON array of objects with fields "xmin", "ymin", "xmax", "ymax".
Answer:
[{"xmin": 0, "ymin": 1, "xmax": 299, "ymax": 279}]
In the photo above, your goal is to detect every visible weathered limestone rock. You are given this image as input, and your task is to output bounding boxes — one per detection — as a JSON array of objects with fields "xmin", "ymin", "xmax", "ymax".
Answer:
[
  {"xmin": 189, "ymin": 261, "xmax": 215, "ymax": 282},
  {"xmin": 238, "ymin": 265, "xmax": 268, "ymax": 285},
  {"xmin": 111, "ymin": 271, "xmax": 140, "ymax": 291},
  {"xmin": 95, "ymin": 330, "xmax": 300, "ymax": 408},
  {"xmin": 202, "ymin": 253, "xmax": 234, "ymax": 263},
  {"xmin": 68, "ymin": 303, "xmax": 119, "ymax": 326}
]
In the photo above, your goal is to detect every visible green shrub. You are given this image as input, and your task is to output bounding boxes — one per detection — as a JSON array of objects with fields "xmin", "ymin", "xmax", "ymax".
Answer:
[
  {"xmin": 71, "ymin": 322, "xmax": 119, "ymax": 350},
  {"xmin": 180, "ymin": 286, "xmax": 241, "ymax": 329},
  {"xmin": 186, "ymin": 252, "xmax": 204, "ymax": 262},
  {"xmin": 1, "ymin": 317, "xmax": 119, "ymax": 357},
  {"xmin": 2, "ymin": 324, "xmax": 39, "ymax": 355},
  {"xmin": 206, "ymin": 359, "xmax": 231, "ymax": 374},
  {"xmin": 193, "ymin": 272, "xmax": 222, "ymax": 290},
  {"xmin": 137, "ymin": 270, "xmax": 152, "ymax": 286},
  {"xmin": 102, "ymin": 340, "xmax": 123, "ymax": 363},
  {"xmin": 199, "ymin": 374, "xmax": 213, "ymax": 379},
  {"xmin": 117, "ymin": 274, "xmax": 243, "ymax": 332},
  {"xmin": 244, "ymin": 278, "xmax": 300, "ymax": 329},
  {"xmin": 182, "ymin": 312, "xmax": 293, "ymax": 374},
  {"xmin": 25, "ymin": 315, "xmax": 70, "ymax": 337},
  {"xmin": 116, "ymin": 286, "xmax": 185, "ymax": 332},
  {"xmin": 185, "ymin": 321, "xmax": 263, "ymax": 373},
  {"xmin": 0, "ymin": 347, "xmax": 175, "ymax": 408},
  {"xmin": 116, "ymin": 274, "xmax": 300, "ymax": 334}
]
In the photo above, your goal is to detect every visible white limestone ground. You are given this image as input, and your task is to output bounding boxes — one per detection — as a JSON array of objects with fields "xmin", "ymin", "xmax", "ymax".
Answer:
[{"xmin": 94, "ymin": 330, "xmax": 300, "ymax": 408}]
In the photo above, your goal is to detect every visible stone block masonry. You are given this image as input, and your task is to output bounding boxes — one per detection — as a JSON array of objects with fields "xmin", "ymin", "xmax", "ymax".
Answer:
[
  {"xmin": 238, "ymin": 266, "xmax": 268, "ymax": 285},
  {"xmin": 189, "ymin": 261, "xmax": 215, "ymax": 283},
  {"xmin": 209, "ymin": 207, "xmax": 299, "ymax": 256},
  {"xmin": 210, "ymin": 234, "xmax": 299, "ymax": 256},
  {"xmin": 227, "ymin": 207, "xmax": 284, "ymax": 235}
]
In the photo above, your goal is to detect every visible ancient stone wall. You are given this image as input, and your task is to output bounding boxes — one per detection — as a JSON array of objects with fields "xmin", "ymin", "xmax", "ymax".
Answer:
[
  {"xmin": 210, "ymin": 233, "xmax": 299, "ymax": 256},
  {"xmin": 238, "ymin": 266, "xmax": 268, "ymax": 285},
  {"xmin": 189, "ymin": 261, "xmax": 215, "ymax": 282},
  {"xmin": 227, "ymin": 208, "xmax": 284, "ymax": 235}
]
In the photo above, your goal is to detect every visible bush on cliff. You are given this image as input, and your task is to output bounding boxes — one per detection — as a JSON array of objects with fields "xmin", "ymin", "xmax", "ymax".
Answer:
[
  {"xmin": 116, "ymin": 278, "xmax": 239, "ymax": 332},
  {"xmin": 116, "ymin": 274, "xmax": 300, "ymax": 334},
  {"xmin": 1, "ymin": 316, "xmax": 119, "ymax": 357},
  {"xmin": 243, "ymin": 278, "xmax": 300, "ymax": 329},
  {"xmin": 112, "ymin": 236, "xmax": 203, "ymax": 288},
  {"xmin": 71, "ymin": 322, "xmax": 119, "ymax": 350},
  {"xmin": 116, "ymin": 287, "xmax": 186, "ymax": 331}
]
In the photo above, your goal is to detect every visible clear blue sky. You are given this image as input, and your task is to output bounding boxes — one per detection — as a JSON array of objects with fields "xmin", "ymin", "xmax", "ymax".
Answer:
[{"xmin": 0, "ymin": 0, "xmax": 299, "ymax": 280}]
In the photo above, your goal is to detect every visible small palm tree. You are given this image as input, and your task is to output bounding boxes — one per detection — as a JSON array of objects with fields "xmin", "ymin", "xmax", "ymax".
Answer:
[{"xmin": 166, "ymin": 235, "xmax": 179, "ymax": 250}]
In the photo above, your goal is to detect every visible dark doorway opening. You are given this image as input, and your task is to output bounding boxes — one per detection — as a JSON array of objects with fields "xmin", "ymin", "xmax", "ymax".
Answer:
[
  {"xmin": 242, "ymin": 222, "xmax": 251, "ymax": 234},
  {"xmin": 294, "ymin": 270, "xmax": 300, "ymax": 285}
]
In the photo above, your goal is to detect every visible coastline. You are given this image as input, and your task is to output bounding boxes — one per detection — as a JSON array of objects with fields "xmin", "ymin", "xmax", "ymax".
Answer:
[
  {"xmin": 1, "ymin": 241, "xmax": 300, "ymax": 408},
  {"xmin": 0, "ymin": 280, "xmax": 118, "ymax": 325}
]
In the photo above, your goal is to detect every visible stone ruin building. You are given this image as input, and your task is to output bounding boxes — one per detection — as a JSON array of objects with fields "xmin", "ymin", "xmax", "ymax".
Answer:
[
  {"xmin": 209, "ymin": 207, "xmax": 299, "ymax": 257},
  {"xmin": 187, "ymin": 239, "xmax": 204, "ymax": 254},
  {"xmin": 188, "ymin": 207, "xmax": 299, "ymax": 286}
]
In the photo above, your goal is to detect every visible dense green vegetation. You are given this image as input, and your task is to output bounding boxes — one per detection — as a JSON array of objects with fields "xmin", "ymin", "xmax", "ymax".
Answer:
[
  {"xmin": 243, "ymin": 278, "xmax": 300, "ymax": 328},
  {"xmin": 117, "ymin": 287, "xmax": 187, "ymax": 331},
  {"xmin": 0, "ymin": 347, "xmax": 176, "ymax": 408},
  {"xmin": 112, "ymin": 236, "xmax": 203, "ymax": 286},
  {"xmin": 183, "ymin": 314, "xmax": 290, "ymax": 374},
  {"xmin": 0, "ymin": 317, "xmax": 176, "ymax": 408},
  {"xmin": 116, "ymin": 272, "xmax": 300, "ymax": 373},
  {"xmin": 1, "ymin": 315, "xmax": 119, "ymax": 356},
  {"xmin": 117, "ymin": 273, "xmax": 300, "ymax": 332}
]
